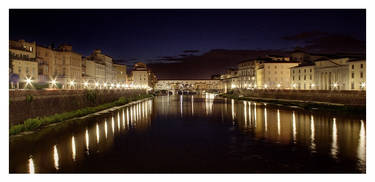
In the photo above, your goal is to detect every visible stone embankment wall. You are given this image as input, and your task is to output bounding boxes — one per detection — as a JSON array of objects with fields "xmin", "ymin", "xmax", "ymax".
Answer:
[
  {"xmin": 9, "ymin": 89, "xmax": 147, "ymax": 125},
  {"xmin": 237, "ymin": 89, "xmax": 366, "ymax": 106}
]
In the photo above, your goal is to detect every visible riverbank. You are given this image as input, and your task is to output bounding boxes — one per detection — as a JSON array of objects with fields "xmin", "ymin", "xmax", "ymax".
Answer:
[
  {"xmin": 9, "ymin": 93, "xmax": 154, "ymax": 136},
  {"xmin": 219, "ymin": 93, "xmax": 366, "ymax": 114}
]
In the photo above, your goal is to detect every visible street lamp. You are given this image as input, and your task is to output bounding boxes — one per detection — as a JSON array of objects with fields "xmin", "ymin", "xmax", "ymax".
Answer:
[
  {"xmin": 277, "ymin": 83, "xmax": 281, "ymax": 88},
  {"xmin": 95, "ymin": 82, "xmax": 99, "ymax": 88},
  {"xmin": 83, "ymin": 81, "xmax": 88, "ymax": 87},
  {"xmin": 264, "ymin": 84, "xmax": 268, "ymax": 89},
  {"xmin": 361, "ymin": 82, "xmax": 366, "ymax": 89},
  {"xmin": 25, "ymin": 76, "xmax": 33, "ymax": 89},
  {"xmin": 50, "ymin": 79, "xmax": 57, "ymax": 88},
  {"xmin": 333, "ymin": 82, "xmax": 338, "ymax": 89},
  {"xmin": 292, "ymin": 83, "xmax": 297, "ymax": 89},
  {"xmin": 311, "ymin": 83, "xmax": 315, "ymax": 89}
]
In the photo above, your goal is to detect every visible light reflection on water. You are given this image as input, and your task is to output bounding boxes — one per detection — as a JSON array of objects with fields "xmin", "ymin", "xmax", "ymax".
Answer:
[
  {"xmin": 28, "ymin": 156, "xmax": 34, "ymax": 174},
  {"xmin": 10, "ymin": 96, "xmax": 365, "ymax": 173}
]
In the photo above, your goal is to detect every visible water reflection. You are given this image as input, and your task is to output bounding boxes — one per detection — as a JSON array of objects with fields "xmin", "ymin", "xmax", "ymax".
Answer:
[
  {"xmin": 111, "ymin": 116, "xmax": 115, "ymax": 134},
  {"xmin": 331, "ymin": 118, "xmax": 338, "ymax": 159},
  {"xmin": 104, "ymin": 120, "xmax": 108, "ymax": 139},
  {"xmin": 9, "ymin": 97, "xmax": 365, "ymax": 173},
  {"xmin": 85, "ymin": 128, "xmax": 90, "ymax": 154},
  {"xmin": 254, "ymin": 103, "xmax": 257, "ymax": 128},
  {"xmin": 243, "ymin": 101, "xmax": 247, "ymax": 128},
  {"xmin": 310, "ymin": 115, "xmax": 316, "ymax": 152},
  {"xmin": 192, "ymin": 95, "xmax": 194, "ymax": 116},
  {"xmin": 53, "ymin": 145, "xmax": 59, "ymax": 170},
  {"xmin": 28, "ymin": 156, "xmax": 35, "ymax": 174},
  {"xmin": 357, "ymin": 120, "xmax": 366, "ymax": 170},
  {"xmin": 277, "ymin": 109, "xmax": 281, "ymax": 136},
  {"xmin": 264, "ymin": 105, "xmax": 268, "ymax": 133},
  {"xmin": 292, "ymin": 111, "xmax": 296, "ymax": 144},
  {"xmin": 72, "ymin": 136, "xmax": 76, "ymax": 162},
  {"xmin": 96, "ymin": 123, "xmax": 100, "ymax": 144}
]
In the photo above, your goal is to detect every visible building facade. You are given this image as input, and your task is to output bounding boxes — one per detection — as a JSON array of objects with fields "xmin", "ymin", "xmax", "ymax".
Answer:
[
  {"xmin": 256, "ymin": 61, "xmax": 299, "ymax": 89},
  {"xmin": 86, "ymin": 49, "xmax": 114, "ymax": 83},
  {"xmin": 113, "ymin": 63, "xmax": 127, "ymax": 83},
  {"xmin": 36, "ymin": 44, "xmax": 83, "ymax": 88},
  {"xmin": 290, "ymin": 64, "xmax": 315, "ymax": 90},
  {"xmin": 9, "ymin": 40, "xmax": 38, "ymax": 88},
  {"xmin": 348, "ymin": 60, "xmax": 366, "ymax": 90}
]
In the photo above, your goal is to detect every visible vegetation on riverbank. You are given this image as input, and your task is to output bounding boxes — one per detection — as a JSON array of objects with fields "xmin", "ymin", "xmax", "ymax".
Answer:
[
  {"xmin": 219, "ymin": 93, "xmax": 366, "ymax": 114},
  {"xmin": 10, "ymin": 93, "xmax": 154, "ymax": 136}
]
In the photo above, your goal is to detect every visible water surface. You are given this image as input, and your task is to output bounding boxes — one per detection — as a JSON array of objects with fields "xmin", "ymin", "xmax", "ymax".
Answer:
[{"xmin": 9, "ymin": 94, "xmax": 366, "ymax": 173}]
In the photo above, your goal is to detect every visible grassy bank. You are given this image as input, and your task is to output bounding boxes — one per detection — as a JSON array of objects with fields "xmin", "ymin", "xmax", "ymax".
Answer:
[
  {"xmin": 219, "ymin": 93, "xmax": 366, "ymax": 114},
  {"xmin": 10, "ymin": 93, "xmax": 154, "ymax": 136}
]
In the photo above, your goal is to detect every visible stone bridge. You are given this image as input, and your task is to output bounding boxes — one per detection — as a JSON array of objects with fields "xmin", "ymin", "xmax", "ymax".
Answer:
[{"xmin": 154, "ymin": 79, "xmax": 221, "ymax": 94}]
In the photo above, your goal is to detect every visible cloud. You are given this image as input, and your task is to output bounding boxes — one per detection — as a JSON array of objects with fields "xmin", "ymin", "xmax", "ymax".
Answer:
[
  {"xmin": 148, "ymin": 49, "xmax": 289, "ymax": 79},
  {"xmin": 283, "ymin": 32, "xmax": 365, "ymax": 54},
  {"xmin": 282, "ymin": 31, "xmax": 328, "ymax": 41},
  {"xmin": 183, "ymin": 49, "xmax": 200, "ymax": 53}
]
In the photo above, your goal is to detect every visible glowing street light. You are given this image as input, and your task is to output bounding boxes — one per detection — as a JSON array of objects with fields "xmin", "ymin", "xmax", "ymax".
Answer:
[
  {"xmin": 292, "ymin": 83, "xmax": 297, "ymax": 89},
  {"xmin": 361, "ymin": 82, "xmax": 366, "ymax": 89},
  {"xmin": 50, "ymin": 79, "xmax": 57, "ymax": 88},
  {"xmin": 277, "ymin": 83, "xmax": 281, "ymax": 88},
  {"xmin": 311, "ymin": 83, "xmax": 315, "ymax": 89},
  {"xmin": 264, "ymin": 84, "xmax": 268, "ymax": 89},
  {"xmin": 83, "ymin": 81, "xmax": 88, "ymax": 87},
  {"xmin": 24, "ymin": 77, "xmax": 33, "ymax": 89},
  {"xmin": 69, "ymin": 80, "xmax": 75, "ymax": 86},
  {"xmin": 333, "ymin": 82, "xmax": 338, "ymax": 89},
  {"xmin": 116, "ymin": 83, "xmax": 121, "ymax": 88},
  {"xmin": 95, "ymin": 82, "xmax": 99, "ymax": 87}
]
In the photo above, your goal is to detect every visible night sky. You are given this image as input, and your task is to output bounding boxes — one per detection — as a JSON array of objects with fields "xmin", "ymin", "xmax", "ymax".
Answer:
[{"xmin": 10, "ymin": 9, "xmax": 366, "ymax": 79}]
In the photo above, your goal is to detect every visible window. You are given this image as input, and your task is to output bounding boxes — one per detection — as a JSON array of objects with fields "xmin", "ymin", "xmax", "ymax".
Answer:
[
  {"xmin": 361, "ymin": 64, "xmax": 363, "ymax": 69},
  {"xmin": 298, "ymin": 76, "xmax": 300, "ymax": 80},
  {"xmin": 351, "ymin": 82, "xmax": 354, "ymax": 89},
  {"xmin": 293, "ymin": 70, "xmax": 295, "ymax": 74},
  {"xmin": 304, "ymin": 69, "xmax": 306, "ymax": 73},
  {"xmin": 310, "ymin": 75, "xmax": 312, "ymax": 80},
  {"xmin": 310, "ymin": 69, "xmax": 312, "ymax": 72},
  {"xmin": 352, "ymin": 65, "xmax": 354, "ymax": 69},
  {"xmin": 352, "ymin": 72, "xmax": 354, "ymax": 78},
  {"xmin": 275, "ymin": 66, "xmax": 277, "ymax": 69},
  {"xmin": 304, "ymin": 75, "xmax": 306, "ymax": 80},
  {"xmin": 360, "ymin": 72, "xmax": 363, "ymax": 78},
  {"xmin": 298, "ymin": 70, "xmax": 301, "ymax": 73},
  {"xmin": 293, "ymin": 76, "xmax": 294, "ymax": 80}
]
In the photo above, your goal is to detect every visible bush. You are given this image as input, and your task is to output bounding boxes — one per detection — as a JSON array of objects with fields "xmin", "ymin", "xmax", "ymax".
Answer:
[
  {"xmin": 24, "ymin": 118, "xmax": 42, "ymax": 130},
  {"xmin": 10, "ymin": 124, "xmax": 24, "ymax": 135}
]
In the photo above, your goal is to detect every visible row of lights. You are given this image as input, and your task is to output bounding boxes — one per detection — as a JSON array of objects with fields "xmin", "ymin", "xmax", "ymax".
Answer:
[
  {"xmin": 24, "ymin": 77, "xmax": 150, "ymax": 90},
  {"xmin": 234, "ymin": 81, "xmax": 366, "ymax": 89}
]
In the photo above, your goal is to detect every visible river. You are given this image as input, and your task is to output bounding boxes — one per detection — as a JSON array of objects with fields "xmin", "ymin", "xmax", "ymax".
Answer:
[{"xmin": 9, "ymin": 94, "xmax": 366, "ymax": 173}]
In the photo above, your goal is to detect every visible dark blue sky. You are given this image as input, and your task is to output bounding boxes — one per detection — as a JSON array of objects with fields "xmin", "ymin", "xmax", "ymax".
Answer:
[{"xmin": 10, "ymin": 9, "xmax": 366, "ymax": 79}]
